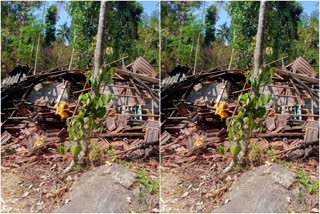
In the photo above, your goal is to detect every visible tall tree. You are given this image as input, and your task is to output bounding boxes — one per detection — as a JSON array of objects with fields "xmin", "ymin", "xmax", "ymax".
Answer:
[
  {"xmin": 93, "ymin": 1, "xmax": 107, "ymax": 87},
  {"xmin": 216, "ymin": 22, "xmax": 229, "ymax": 44},
  {"xmin": 161, "ymin": 1, "xmax": 203, "ymax": 73},
  {"xmin": 253, "ymin": 1, "xmax": 267, "ymax": 96},
  {"xmin": 66, "ymin": 1, "xmax": 143, "ymax": 68},
  {"xmin": 204, "ymin": 4, "xmax": 218, "ymax": 45},
  {"xmin": 294, "ymin": 10, "xmax": 319, "ymax": 65},
  {"xmin": 56, "ymin": 22, "xmax": 70, "ymax": 44},
  {"xmin": 1, "ymin": 1, "xmax": 42, "ymax": 73},
  {"xmin": 45, "ymin": 4, "xmax": 58, "ymax": 46},
  {"xmin": 135, "ymin": 11, "xmax": 159, "ymax": 67},
  {"xmin": 226, "ymin": 1, "xmax": 303, "ymax": 69}
]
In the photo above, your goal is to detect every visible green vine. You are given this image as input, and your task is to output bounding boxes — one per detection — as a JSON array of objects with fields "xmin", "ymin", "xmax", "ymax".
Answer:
[
  {"xmin": 226, "ymin": 67, "xmax": 274, "ymax": 165},
  {"xmin": 66, "ymin": 67, "xmax": 115, "ymax": 157}
]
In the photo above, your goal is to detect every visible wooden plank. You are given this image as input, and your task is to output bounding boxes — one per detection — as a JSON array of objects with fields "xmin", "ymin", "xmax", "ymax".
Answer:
[
  {"xmin": 116, "ymin": 68, "xmax": 159, "ymax": 84},
  {"xmin": 275, "ymin": 68, "xmax": 318, "ymax": 84},
  {"xmin": 144, "ymin": 120, "xmax": 159, "ymax": 143},
  {"xmin": 304, "ymin": 120, "xmax": 319, "ymax": 143},
  {"xmin": 258, "ymin": 132, "xmax": 304, "ymax": 137},
  {"xmin": 112, "ymin": 114, "xmax": 128, "ymax": 134},
  {"xmin": 15, "ymin": 102, "xmax": 30, "ymax": 116},
  {"xmin": 1, "ymin": 131, "xmax": 12, "ymax": 145},
  {"xmin": 265, "ymin": 117, "xmax": 276, "ymax": 131},
  {"xmin": 175, "ymin": 102, "xmax": 189, "ymax": 116},
  {"xmin": 106, "ymin": 117, "xmax": 116, "ymax": 131},
  {"xmin": 272, "ymin": 114, "xmax": 288, "ymax": 134},
  {"xmin": 160, "ymin": 131, "xmax": 171, "ymax": 145}
]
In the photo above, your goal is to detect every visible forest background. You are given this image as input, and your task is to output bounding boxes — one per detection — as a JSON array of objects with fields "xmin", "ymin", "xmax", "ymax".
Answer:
[{"xmin": 1, "ymin": 1, "xmax": 318, "ymax": 76}]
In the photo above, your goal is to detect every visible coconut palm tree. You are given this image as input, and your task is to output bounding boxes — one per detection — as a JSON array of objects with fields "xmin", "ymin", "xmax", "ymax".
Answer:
[
  {"xmin": 216, "ymin": 22, "xmax": 229, "ymax": 44},
  {"xmin": 56, "ymin": 22, "xmax": 70, "ymax": 44}
]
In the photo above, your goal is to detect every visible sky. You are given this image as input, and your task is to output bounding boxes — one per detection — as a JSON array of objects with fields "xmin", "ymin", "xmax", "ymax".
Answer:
[
  {"xmin": 53, "ymin": 1, "xmax": 159, "ymax": 29},
  {"xmin": 197, "ymin": 1, "xmax": 319, "ymax": 29},
  {"xmin": 38, "ymin": 1, "xmax": 318, "ymax": 31}
]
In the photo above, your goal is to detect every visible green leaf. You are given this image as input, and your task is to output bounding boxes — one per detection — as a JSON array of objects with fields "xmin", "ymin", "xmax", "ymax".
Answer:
[
  {"xmin": 57, "ymin": 146, "xmax": 66, "ymax": 155},
  {"xmin": 97, "ymin": 107, "xmax": 107, "ymax": 118},
  {"xmin": 243, "ymin": 117, "xmax": 249, "ymax": 124},
  {"xmin": 256, "ymin": 107, "xmax": 266, "ymax": 118},
  {"xmin": 71, "ymin": 145, "xmax": 81, "ymax": 156},
  {"xmin": 217, "ymin": 146, "xmax": 226, "ymax": 155},
  {"xmin": 83, "ymin": 117, "xmax": 89, "ymax": 124},
  {"xmin": 110, "ymin": 67, "xmax": 116, "ymax": 76},
  {"xmin": 101, "ymin": 94, "xmax": 112, "ymax": 105},
  {"xmin": 230, "ymin": 144, "xmax": 241, "ymax": 156},
  {"xmin": 261, "ymin": 94, "xmax": 272, "ymax": 105}
]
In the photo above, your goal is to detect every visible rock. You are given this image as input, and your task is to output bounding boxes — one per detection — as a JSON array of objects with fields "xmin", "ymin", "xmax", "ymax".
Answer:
[
  {"xmin": 213, "ymin": 164, "xmax": 311, "ymax": 213},
  {"xmin": 54, "ymin": 164, "xmax": 152, "ymax": 213}
]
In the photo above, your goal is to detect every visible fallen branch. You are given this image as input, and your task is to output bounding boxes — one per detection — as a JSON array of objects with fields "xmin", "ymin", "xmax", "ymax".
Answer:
[
  {"xmin": 274, "ymin": 139, "xmax": 319, "ymax": 156},
  {"xmin": 115, "ymin": 140, "xmax": 158, "ymax": 156}
]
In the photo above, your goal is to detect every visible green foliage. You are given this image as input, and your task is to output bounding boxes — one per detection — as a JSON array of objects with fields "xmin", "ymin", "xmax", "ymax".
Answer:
[
  {"xmin": 1, "ymin": 1, "xmax": 43, "ymax": 73},
  {"xmin": 136, "ymin": 169, "xmax": 159, "ymax": 194},
  {"xmin": 296, "ymin": 169, "xmax": 319, "ymax": 194},
  {"xmin": 216, "ymin": 22, "xmax": 230, "ymax": 44},
  {"xmin": 45, "ymin": 4, "xmax": 58, "ymax": 46},
  {"xmin": 57, "ymin": 145, "xmax": 66, "ymax": 155},
  {"xmin": 217, "ymin": 146, "xmax": 226, "ymax": 155},
  {"xmin": 134, "ymin": 11, "xmax": 159, "ymax": 71},
  {"xmin": 104, "ymin": 146, "xmax": 116, "ymax": 161},
  {"xmin": 56, "ymin": 22, "xmax": 70, "ymax": 44},
  {"xmin": 293, "ymin": 11, "xmax": 319, "ymax": 67},
  {"xmin": 70, "ymin": 145, "xmax": 81, "ymax": 156},
  {"xmin": 204, "ymin": 5, "xmax": 218, "ymax": 45},
  {"xmin": 161, "ymin": 1, "xmax": 204, "ymax": 73},
  {"xmin": 67, "ymin": 1, "xmax": 145, "ymax": 68},
  {"xmin": 67, "ymin": 67, "xmax": 113, "ymax": 160},
  {"xmin": 226, "ymin": 67, "xmax": 273, "ymax": 164},
  {"xmin": 66, "ymin": 1, "xmax": 100, "ymax": 68},
  {"xmin": 88, "ymin": 142, "xmax": 103, "ymax": 166},
  {"xmin": 226, "ymin": 1, "xmax": 304, "ymax": 69},
  {"xmin": 226, "ymin": 1, "xmax": 259, "ymax": 68}
]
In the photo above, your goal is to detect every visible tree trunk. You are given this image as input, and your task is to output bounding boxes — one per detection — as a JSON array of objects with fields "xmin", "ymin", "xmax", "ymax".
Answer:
[
  {"xmin": 228, "ymin": 29, "xmax": 236, "ymax": 70},
  {"xmin": 252, "ymin": 0, "xmax": 267, "ymax": 96},
  {"xmin": 34, "ymin": 4, "xmax": 46, "ymax": 75},
  {"xmin": 68, "ymin": 28, "xmax": 76, "ymax": 70},
  {"xmin": 93, "ymin": 1, "xmax": 107, "ymax": 95}
]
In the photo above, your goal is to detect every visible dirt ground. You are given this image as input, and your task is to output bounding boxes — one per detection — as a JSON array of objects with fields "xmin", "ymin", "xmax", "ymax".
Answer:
[
  {"xmin": 160, "ymin": 152, "xmax": 319, "ymax": 213},
  {"xmin": 1, "ymin": 154, "xmax": 76, "ymax": 213},
  {"xmin": 160, "ymin": 153, "xmax": 239, "ymax": 213},
  {"xmin": 1, "ymin": 154, "xmax": 159, "ymax": 213}
]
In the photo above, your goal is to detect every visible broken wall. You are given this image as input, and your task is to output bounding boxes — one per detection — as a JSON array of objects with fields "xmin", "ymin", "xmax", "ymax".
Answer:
[{"xmin": 187, "ymin": 81, "xmax": 228, "ymax": 105}]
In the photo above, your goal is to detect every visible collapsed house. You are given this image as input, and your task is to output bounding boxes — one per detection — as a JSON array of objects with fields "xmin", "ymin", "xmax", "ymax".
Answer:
[
  {"xmin": 1, "ymin": 57, "xmax": 159, "ymax": 165},
  {"xmin": 161, "ymin": 57, "xmax": 319, "ymax": 162}
]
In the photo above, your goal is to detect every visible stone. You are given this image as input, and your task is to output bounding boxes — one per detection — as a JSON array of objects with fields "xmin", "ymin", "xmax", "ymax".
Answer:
[
  {"xmin": 213, "ymin": 164, "xmax": 312, "ymax": 213},
  {"xmin": 54, "ymin": 164, "xmax": 151, "ymax": 213}
]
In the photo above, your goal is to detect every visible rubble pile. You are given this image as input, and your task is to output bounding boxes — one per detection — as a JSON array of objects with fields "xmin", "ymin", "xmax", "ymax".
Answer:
[
  {"xmin": 161, "ymin": 57, "xmax": 319, "ymax": 170},
  {"xmin": 1, "ymin": 57, "xmax": 160, "ymax": 169}
]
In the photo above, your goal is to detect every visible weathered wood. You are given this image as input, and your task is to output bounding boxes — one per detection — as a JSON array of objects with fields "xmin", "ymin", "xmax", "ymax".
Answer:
[
  {"xmin": 115, "ymin": 139, "xmax": 158, "ymax": 156},
  {"xmin": 275, "ymin": 139, "xmax": 319, "ymax": 156},
  {"xmin": 144, "ymin": 120, "xmax": 159, "ymax": 143},
  {"xmin": 258, "ymin": 132, "xmax": 304, "ymax": 138},
  {"xmin": 304, "ymin": 120, "xmax": 319, "ymax": 143},
  {"xmin": 275, "ymin": 68, "xmax": 318, "ymax": 84},
  {"xmin": 160, "ymin": 131, "xmax": 171, "ymax": 145},
  {"xmin": 99, "ymin": 132, "xmax": 144, "ymax": 137},
  {"xmin": 272, "ymin": 114, "xmax": 288, "ymax": 134},
  {"xmin": 265, "ymin": 117, "xmax": 276, "ymax": 131},
  {"xmin": 116, "ymin": 68, "xmax": 159, "ymax": 84}
]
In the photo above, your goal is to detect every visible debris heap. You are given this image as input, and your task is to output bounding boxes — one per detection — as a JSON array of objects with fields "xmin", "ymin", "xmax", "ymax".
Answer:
[
  {"xmin": 1, "ymin": 57, "xmax": 159, "ymax": 168},
  {"xmin": 161, "ymin": 57, "xmax": 319, "ymax": 168}
]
